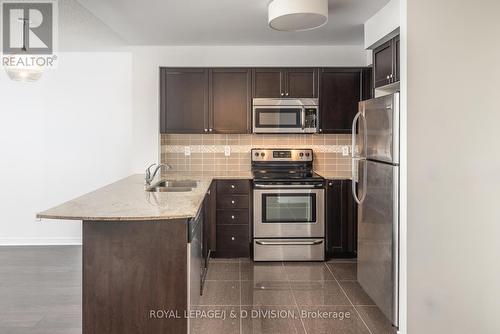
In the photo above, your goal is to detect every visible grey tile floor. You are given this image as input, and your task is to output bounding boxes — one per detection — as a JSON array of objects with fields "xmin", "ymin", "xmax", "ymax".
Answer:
[
  {"xmin": 0, "ymin": 246, "xmax": 396, "ymax": 334},
  {"xmin": 194, "ymin": 258, "xmax": 397, "ymax": 334}
]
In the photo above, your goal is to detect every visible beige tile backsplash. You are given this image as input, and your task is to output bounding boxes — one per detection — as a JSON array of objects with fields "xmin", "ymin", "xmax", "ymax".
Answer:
[{"xmin": 160, "ymin": 134, "xmax": 352, "ymax": 178}]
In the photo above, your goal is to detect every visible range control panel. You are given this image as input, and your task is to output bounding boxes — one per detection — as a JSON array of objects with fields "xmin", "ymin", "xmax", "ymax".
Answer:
[{"xmin": 251, "ymin": 149, "xmax": 313, "ymax": 162}]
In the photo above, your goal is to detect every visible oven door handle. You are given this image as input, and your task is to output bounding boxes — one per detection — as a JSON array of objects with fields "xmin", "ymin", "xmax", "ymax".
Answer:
[
  {"xmin": 256, "ymin": 240, "xmax": 323, "ymax": 246},
  {"xmin": 254, "ymin": 184, "xmax": 322, "ymax": 189}
]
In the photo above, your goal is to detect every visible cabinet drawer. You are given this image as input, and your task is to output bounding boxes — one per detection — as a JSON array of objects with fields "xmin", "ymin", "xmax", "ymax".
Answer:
[
  {"xmin": 217, "ymin": 180, "xmax": 250, "ymax": 195},
  {"xmin": 217, "ymin": 195, "xmax": 249, "ymax": 209},
  {"xmin": 217, "ymin": 210, "xmax": 249, "ymax": 225},
  {"xmin": 216, "ymin": 225, "xmax": 250, "ymax": 258}
]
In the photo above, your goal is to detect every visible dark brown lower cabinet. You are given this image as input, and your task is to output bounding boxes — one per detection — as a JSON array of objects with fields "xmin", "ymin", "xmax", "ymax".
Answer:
[
  {"xmin": 214, "ymin": 179, "xmax": 251, "ymax": 258},
  {"xmin": 325, "ymin": 179, "xmax": 358, "ymax": 258}
]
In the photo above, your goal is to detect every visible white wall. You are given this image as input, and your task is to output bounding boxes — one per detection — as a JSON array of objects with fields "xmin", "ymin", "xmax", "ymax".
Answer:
[
  {"xmin": 407, "ymin": 0, "xmax": 500, "ymax": 333},
  {"xmin": 0, "ymin": 52, "xmax": 133, "ymax": 245},
  {"xmin": 129, "ymin": 45, "xmax": 369, "ymax": 172},
  {"xmin": 364, "ymin": 0, "xmax": 400, "ymax": 49}
]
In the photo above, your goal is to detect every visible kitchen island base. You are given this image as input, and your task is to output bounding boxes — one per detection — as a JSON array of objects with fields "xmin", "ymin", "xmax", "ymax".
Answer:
[{"xmin": 82, "ymin": 219, "xmax": 188, "ymax": 334}]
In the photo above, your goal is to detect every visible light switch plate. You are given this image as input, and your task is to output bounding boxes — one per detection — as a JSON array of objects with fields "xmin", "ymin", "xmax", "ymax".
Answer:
[
  {"xmin": 224, "ymin": 145, "xmax": 231, "ymax": 156},
  {"xmin": 184, "ymin": 146, "xmax": 191, "ymax": 156},
  {"xmin": 342, "ymin": 146, "xmax": 349, "ymax": 156}
]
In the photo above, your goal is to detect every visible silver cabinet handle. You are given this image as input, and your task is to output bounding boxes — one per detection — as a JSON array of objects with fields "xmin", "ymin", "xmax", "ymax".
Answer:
[
  {"xmin": 231, "ymin": 215, "xmax": 235, "ymax": 219},
  {"xmin": 204, "ymin": 128, "xmax": 208, "ymax": 132},
  {"xmin": 209, "ymin": 128, "xmax": 213, "ymax": 132},
  {"xmin": 280, "ymin": 92, "xmax": 284, "ymax": 96},
  {"xmin": 256, "ymin": 240, "xmax": 323, "ymax": 246},
  {"xmin": 386, "ymin": 75, "xmax": 390, "ymax": 80},
  {"xmin": 230, "ymin": 184, "xmax": 235, "ymax": 189},
  {"xmin": 231, "ymin": 237, "xmax": 235, "ymax": 241},
  {"xmin": 231, "ymin": 200, "xmax": 235, "ymax": 204},
  {"xmin": 285, "ymin": 92, "xmax": 289, "ymax": 96},
  {"xmin": 319, "ymin": 128, "xmax": 322, "ymax": 132}
]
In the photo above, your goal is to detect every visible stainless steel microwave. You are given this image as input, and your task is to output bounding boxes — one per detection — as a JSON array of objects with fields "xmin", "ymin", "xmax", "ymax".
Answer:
[{"xmin": 252, "ymin": 98, "xmax": 319, "ymax": 133}]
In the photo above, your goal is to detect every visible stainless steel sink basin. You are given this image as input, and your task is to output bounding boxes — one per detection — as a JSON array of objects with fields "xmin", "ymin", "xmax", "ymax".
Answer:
[
  {"xmin": 154, "ymin": 180, "xmax": 198, "ymax": 188},
  {"xmin": 145, "ymin": 179, "xmax": 198, "ymax": 193}
]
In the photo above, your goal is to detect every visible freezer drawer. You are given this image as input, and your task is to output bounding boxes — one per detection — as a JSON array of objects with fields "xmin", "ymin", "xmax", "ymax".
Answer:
[
  {"xmin": 357, "ymin": 159, "xmax": 399, "ymax": 327},
  {"xmin": 253, "ymin": 239, "xmax": 325, "ymax": 261}
]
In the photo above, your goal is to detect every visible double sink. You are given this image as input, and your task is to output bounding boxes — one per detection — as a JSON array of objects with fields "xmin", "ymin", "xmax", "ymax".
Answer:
[{"xmin": 145, "ymin": 180, "xmax": 199, "ymax": 192}]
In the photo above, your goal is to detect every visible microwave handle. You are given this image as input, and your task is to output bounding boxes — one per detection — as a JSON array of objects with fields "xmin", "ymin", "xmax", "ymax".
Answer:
[{"xmin": 301, "ymin": 108, "xmax": 305, "ymax": 130}]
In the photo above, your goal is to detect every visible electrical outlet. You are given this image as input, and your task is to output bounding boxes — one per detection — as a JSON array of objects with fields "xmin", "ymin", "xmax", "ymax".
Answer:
[
  {"xmin": 224, "ymin": 145, "xmax": 231, "ymax": 157},
  {"xmin": 342, "ymin": 146, "xmax": 349, "ymax": 156},
  {"xmin": 184, "ymin": 146, "xmax": 191, "ymax": 156}
]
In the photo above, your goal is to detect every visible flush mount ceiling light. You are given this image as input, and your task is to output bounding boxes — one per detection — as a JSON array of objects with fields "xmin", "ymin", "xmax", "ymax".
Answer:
[{"xmin": 268, "ymin": 0, "xmax": 328, "ymax": 32}]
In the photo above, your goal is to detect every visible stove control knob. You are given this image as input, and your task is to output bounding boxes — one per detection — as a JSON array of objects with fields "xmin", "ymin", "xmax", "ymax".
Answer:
[
  {"xmin": 299, "ymin": 152, "xmax": 304, "ymax": 157},
  {"xmin": 260, "ymin": 152, "xmax": 265, "ymax": 157},
  {"xmin": 254, "ymin": 152, "xmax": 260, "ymax": 157},
  {"xmin": 305, "ymin": 152, "xmax": 310, "ymax": 157}
]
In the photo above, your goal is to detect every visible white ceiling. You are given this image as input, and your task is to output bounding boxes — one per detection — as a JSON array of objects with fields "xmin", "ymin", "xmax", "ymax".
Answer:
[{"xmin": 76, "ymin": 0, "xmax": 390, "ymax": 45}]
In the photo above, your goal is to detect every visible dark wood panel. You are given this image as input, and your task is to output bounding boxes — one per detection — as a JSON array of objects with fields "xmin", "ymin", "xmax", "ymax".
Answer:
[
  {"xmin": 83, "ymin": 220, "xmax": 188, "ymax": 334},
  {"xmin": 286, "ymin": 68, "xmax": 318, "ymax": 98},
  {"xmin": 160, "ymin": 68, "xmax": 208, "ymax": 133},
  {"xmin": 217, "ymin": 179, "xmax": 251, "ymax": 195},
  {"xmin": 209, "ymin": 68, "xmax": 251, "ymax": 133},
  {"xmin": 252, "ymin": 68, "xmax": 283, "ymax": 98},
  {"xmin": 373, "ymin": 41, "xmax": 393, "ymax": 88},
  {"xmin": 325, "ymin": 180, "xmax": 357, "ymax": 259},
  {"xmin": 208, "ymin": 181, "xmax": 217, "ymax": 251},
  {"xmin": 217, "ymin": 209, "xmax": 249, "ymax": 225},
  {"xmin": 319, "ymin": 68, "xmax": 361, "ymax": 134},
  {"xmin": 216, "ymin": 224, "xmax": 250, "ymax": 258},
  {"xmin": 362, "ymin": 67, "xmax": 374, "ymax": 101},
  {"xmin": 217, "ymin": 194, "xmax": 249, "ymax": 209},
  {"xmin": 394, "ymin": 35, "xmax": 400, "ymax": 83}
]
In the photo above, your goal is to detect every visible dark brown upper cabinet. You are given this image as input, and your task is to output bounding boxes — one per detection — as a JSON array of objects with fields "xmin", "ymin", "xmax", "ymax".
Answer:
[
  {"xmin": 319, "ymin": 68, "xmax": 363, "ymax": 134},
  {"xmin": 160, "ymin": 67, "xmax": 251, "ymax": 134},
  {"xmin": 209, "ymin": 68, "xmax": 251, "ymax": 134},
  {"xmin": 285, "ymin": 68, "xmax": 318, "ymax": 98},
  {"xmin": 373, "ymin": 35, "xmax": 400, "ymax": 88},
  {"xmin": 160, "ymin": 68, "xmax": 208, "ymax": 134},
  {"xmin": 252, "ymin": 68, "xmax": 317, "ymax": 98}
]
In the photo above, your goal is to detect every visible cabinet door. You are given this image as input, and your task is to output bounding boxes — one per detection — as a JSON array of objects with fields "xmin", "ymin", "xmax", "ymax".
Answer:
[
  {"xmin": 285, "ymin": 68, "xmax": 318, "ymax": 98},
  {"xmin": 325, "ymin": 180, "xmax": 357, "ymax": 258},
  {"xmin": 160, "ymin": 68, "xmax": 208, "ymax": 133},
  {"xmin": 209, "ymin": 69, "xmax": 251, "ymax": 133},
  {"xmin": 319, "ymin": 68, "xmax": 361, "ymax": 134},
  {"xmin": 393, "ymin": 35, "xmax": 400, "ymax": 83},
  {"xmin": 252, "ymin": 68, "xmax": 284, "ymax": 98},
  {"xmin": 373, "ymin": 41, "xmax": 394, "ymax": 88},
  {"xmin": 361, "ymin": 67, "xmax": 374, "ymax": 101}
]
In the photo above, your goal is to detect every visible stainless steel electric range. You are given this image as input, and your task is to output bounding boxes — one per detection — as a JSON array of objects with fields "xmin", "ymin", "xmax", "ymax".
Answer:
[{"xmin": 251, "ymin": 148, "xmax": 325, "ymax": 261}]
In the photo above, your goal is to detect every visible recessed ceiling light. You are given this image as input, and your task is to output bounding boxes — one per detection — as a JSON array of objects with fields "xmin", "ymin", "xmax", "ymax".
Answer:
[{"xmin": 268, "ymin": 0, "xmax": 328, "ymax": 32}]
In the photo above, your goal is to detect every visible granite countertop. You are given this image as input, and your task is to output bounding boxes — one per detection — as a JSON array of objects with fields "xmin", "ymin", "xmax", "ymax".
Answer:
[
  {"xmin": 37, "ymin": 173, "xmax": 252, "ymax": 222},
  {"xmin": 36, "ymin": 170, "xmax": 350, "ymax": 222}
]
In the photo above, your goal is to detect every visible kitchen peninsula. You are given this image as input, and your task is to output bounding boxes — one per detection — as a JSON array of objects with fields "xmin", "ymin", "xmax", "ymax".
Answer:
[{"xmin": 37, "ymin": 173, "xmax": 249, "ymax": 334}]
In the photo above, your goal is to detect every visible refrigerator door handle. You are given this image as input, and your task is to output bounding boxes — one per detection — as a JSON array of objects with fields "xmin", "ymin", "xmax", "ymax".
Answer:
[
  {"xmin": 351, "ymin": 159, "xmax": 367, "ymax": 205},
  {"xmin": 351, "ymin": 109, "xmax": 363, "ymax": 158}
]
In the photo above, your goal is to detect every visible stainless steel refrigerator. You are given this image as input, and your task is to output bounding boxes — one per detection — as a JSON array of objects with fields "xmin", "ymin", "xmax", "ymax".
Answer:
[{"xmin": 352, "ymin": 92, "xmax": 400, "ymax": 328}]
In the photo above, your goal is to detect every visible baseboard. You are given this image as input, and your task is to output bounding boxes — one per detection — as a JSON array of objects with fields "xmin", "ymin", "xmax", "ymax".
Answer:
[{"xmin": 0, "ymin": 238, "xmax": 82, "ymax": 246}]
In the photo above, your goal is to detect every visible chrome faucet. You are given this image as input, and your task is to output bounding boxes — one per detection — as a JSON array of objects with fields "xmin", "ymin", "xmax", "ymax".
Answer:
[{"xmin": 145, "ymin": 163, "xmax": 172, "ymax": 186}]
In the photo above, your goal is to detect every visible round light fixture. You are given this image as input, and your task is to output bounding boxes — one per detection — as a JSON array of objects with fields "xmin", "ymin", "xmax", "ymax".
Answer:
[{"xmin": 268, "ymin": 0, "xmax": 328, "ymax": 32}]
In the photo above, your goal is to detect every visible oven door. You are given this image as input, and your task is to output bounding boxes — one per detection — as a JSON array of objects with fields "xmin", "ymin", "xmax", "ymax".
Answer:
[
  {"xmin": 253, "ymin": 188, "xmax": 324, "ymax": 238},
  {"xmin": 253, "ymin": 106, "xmax": 305, "ymax": 133}
]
